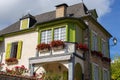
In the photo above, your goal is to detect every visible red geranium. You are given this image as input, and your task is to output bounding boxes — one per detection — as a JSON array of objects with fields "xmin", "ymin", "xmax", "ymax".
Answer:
[
  {"xmin": 102, "ymin": 57, "xmax": 111, "ymax": 62},
  {"xmin": 77, "ymin": 43, "xmax": 88, "ymax": 51},
  {"xmin": 36, "ymin": 43, "xmax": 50, "ymax": 50},
  {"xmin": 50, "ymin": 40, "xmax": 64, "ymax": 47},
  {"xmin": 91, "ymin": 51, "xmax": 103, "ymax": 57}
]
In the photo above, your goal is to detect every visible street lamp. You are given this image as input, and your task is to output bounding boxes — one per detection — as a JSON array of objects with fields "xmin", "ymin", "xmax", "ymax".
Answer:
[{"xmin": 113, "ymin": 37, "xmax": 117, "ymax": 46}]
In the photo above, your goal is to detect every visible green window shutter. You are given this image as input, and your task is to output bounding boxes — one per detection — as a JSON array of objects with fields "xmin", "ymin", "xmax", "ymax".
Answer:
[
  {"xmin": 17, "ymin": 41, "xmax": 23, "ymax": 59},
  {"xmin": 21, "ymin": 19, "xmax": 29, "ymax": 29},
  {"xmin": 5, "ymin": 43, "xmax": 12, "ymax": 59},
  {"xmin": 91, "ymin": 63, "xmax": 94, "ymax": 80},
  {"xmin": 99, "ymin": 67, "xmax": 102, "ymax": 80},
  {"xmin": 90, "ymin": 31, "xmax": 93, "ymax": 50}
]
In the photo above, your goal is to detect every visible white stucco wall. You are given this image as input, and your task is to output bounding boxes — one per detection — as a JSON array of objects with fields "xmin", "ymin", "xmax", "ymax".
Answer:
[{"xmin": 1, "ymin": 32, "xmax": 38, "ymax": 71}]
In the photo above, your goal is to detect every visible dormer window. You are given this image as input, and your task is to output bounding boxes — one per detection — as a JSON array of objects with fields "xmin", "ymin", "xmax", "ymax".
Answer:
[
  {"xmin": 20, "ymin": 13, "xmax": 36, "ymax": 30},
  {"xmin": 20, "ymin": 18, "xmax": 30, "ymax": 30}
]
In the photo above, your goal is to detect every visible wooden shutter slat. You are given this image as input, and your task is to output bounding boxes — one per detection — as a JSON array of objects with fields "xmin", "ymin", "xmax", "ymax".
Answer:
[{"xmin": 17, "ymin": 41, "xmax": 23, "ymax": 59}]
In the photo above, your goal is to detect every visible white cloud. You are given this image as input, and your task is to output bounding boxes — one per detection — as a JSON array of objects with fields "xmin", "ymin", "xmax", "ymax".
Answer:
[{"xmin": 0, "ymin": 0, "xmax": 114, "ymax": 30}]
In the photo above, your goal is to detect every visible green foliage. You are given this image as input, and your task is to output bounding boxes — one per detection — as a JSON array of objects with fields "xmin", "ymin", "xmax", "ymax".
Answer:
[{"xmin": 111, "ymin": 56, "xmax": 120, "ymax": 80}]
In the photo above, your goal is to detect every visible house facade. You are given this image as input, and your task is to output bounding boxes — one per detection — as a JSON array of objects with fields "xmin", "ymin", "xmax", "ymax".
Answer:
[{"xmin": 0, "ymin": 3, "xmax": 112, "ymax": 80}]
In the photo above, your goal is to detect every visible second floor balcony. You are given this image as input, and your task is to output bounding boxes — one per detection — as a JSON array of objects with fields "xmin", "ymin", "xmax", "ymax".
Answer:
[{"xmin": 35, "ymin": 41, "xmax": 88, "ymax": 58}]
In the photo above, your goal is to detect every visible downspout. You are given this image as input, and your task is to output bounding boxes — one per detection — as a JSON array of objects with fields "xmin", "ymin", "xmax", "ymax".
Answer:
[{"xmin": 84, "ymin": 19, "xmax": 92, "ymax": 80}]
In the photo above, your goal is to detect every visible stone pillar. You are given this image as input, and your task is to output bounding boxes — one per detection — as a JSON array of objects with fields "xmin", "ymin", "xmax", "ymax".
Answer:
[
  {"xmin": 30, "ymin": 64, "xmax": 34, "ymax": 76},
  {"xmin": 68, "ymin": 55, "xmax": 75, "ymax": 80}
]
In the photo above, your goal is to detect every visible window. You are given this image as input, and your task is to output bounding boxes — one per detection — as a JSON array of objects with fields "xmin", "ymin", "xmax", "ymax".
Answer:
[
  {"xmin": 10, "ymin": 42, "xmax": 18, "ymax": 58},
  {"xmin": 6, "ymin": 41, "xmax": 23, "ymax": 59},
  {"xmin": 54, "ymin": 27, "xmax": 66, "ymax": 41},
  {"xmin": 92, "ymin": 32, "xmax": 98, "ymax": 51},
  {"xmin": 102, "ymin": 40, "xmax": 106, "ymax": 56},
  {"xmin": 93, "ymin": 64, "xmax": 99, "ymax": 80},
  {"xmin": 20, "ymin": 18, "xmax": 29, "ymax": 30},
  {"xmin": 41, "ymin": 30, "xmax": 52, "ymax": 43},
  {"xmin": 103, "ymin": 69, "xmax": 109, "ymax": 80}
]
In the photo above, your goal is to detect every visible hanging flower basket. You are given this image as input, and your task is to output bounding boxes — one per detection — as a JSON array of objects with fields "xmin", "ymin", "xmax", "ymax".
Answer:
[
  {"xmin": 51, "ymin": 40, "xmax": 64, "ymax": 51},
  {"xmin": 77, "ymin": 43, "xmax": 88, "ymax": 51},
  {"xmin": 36, "ymin": 43, "xmax": 50, "ymax": 53},
  {"xmin": 91, "ymin": 51, "xmax": 103, "ymax": 58},
  {"xmin": 102, "ymin": 57, "xmax": 111, "ymax": 62},
  {"xmin": 5, "ymin": 58, "xmax": 18, "ymax": 65}
]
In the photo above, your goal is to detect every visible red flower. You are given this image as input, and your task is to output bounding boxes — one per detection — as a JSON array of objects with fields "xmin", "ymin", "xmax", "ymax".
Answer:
[
  {"xmin": 36, "ymin": 43, "xmax": 50, "ymax": 50},
  {"xmin": 91, "ymin": 51, "xmax": 103, "ymax": 57},
  {"xmin": 78, "ymin": 43, "xmax": 88, "ymax": 51},
  {"xmin": 51, "ymin": 40, "xmax": 64, "ymax": 47},
  {"xmin": 102, "ymin": 57, "xmax": 111, "ymax": 62}
]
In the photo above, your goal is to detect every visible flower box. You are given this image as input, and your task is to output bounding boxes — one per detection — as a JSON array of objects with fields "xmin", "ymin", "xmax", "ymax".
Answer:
[
  {"xmin": 77, "ymin": 43, "xmax": 88, "ymax": 51},
  {"xmin": 5, "ymin": 58, "xmax": 18, "ymax": 65},
  {"xmin": 91, "ymin": 51, "xmax": 103, "ymax": 58},
  {"xmin": 39, "ymin": 48, "xmax": 49, "ymax": 53},
  {"xmin": 52, "ymin": 45, "xmax": 64, "ymax": 51},
  {"xmin": 102, "ymin": 57, "xmax": 111, "ymax": 62},
  {"xmin": 36, "ymin": 43, "xmax": 50, "ymax": 53},
  {"xmin": 51, "ymin": 40, "xmax": 64, "ymax": 51}
]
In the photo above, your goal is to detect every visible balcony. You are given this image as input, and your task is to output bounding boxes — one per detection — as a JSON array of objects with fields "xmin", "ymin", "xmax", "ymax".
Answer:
[
  {"xmin": 29, "ymin": 42, "xmax": 87, "ymax": 64},
  {"xmin": 35, "ymin": 42, "xmax": 87, "ymax": 58}
]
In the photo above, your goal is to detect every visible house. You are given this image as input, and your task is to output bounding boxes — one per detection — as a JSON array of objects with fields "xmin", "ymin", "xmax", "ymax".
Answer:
[{"xmin": 0, "ymin": 2, "xmax": 112, "ymax": 80}]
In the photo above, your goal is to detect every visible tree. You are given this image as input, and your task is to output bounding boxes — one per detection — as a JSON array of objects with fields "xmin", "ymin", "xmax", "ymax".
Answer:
[{"xmin": 111, "ymin": 55, "xmax": 120, "ymax": 80}]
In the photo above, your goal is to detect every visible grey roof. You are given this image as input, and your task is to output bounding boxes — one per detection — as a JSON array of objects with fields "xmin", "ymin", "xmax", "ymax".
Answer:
[
  {"xmin": 0, "ymin": 3, "xmax": 93, "ymax": 36},
  {"xmin": 0, "ymin": 3, "xmax": 88, "ymax": 36}
]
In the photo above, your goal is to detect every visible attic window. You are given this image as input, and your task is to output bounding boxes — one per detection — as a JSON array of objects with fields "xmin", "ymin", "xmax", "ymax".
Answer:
[{"xmin": 20, "ymin": 18, "xmax": 30, "ymax": 30}]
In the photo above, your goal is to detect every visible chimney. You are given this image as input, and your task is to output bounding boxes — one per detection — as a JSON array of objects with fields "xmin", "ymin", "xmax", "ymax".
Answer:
[{"xmin": 55, "ymin": 3, "xmax": 68, "ymax": 18}]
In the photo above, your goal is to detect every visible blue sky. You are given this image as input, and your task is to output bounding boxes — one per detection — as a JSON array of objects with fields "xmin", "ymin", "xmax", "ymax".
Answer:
[
  {"xmin": 99, "ymin": 0, "xmax": 120, "ymax": 59},
  {"xmin": 0, "ymin": 0, "xmax": 119, "ymax": 59}
]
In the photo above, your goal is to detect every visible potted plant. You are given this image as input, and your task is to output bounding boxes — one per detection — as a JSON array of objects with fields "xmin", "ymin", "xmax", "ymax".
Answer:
[
  {"xmin": 102, "ymin": 57, "xmax": 111, "ymax": 62},
  {"xmin": 77, "ymin": 43, "xmax": 88, "ymax": 51},
  {"xmin": 5, "ymin": 58, "xmax": 18, "ymax": 65},
  {"xmin": 36, "ymin": 43, "xmax": 50, "ymax": 53},
  {"xmin": 51, "ymin": 40, "xmax": 64, "ymax": 51}
]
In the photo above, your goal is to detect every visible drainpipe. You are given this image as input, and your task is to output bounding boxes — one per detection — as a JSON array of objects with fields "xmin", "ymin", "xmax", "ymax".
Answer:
[{"xmin": 84, "ymin": 20, "xmax": 91, "ymax": 80}]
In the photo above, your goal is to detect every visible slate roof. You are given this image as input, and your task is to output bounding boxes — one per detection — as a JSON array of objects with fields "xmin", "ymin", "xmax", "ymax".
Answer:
[
  {"xmin": 0, "ymin": 3, "xmax": 111, "ymax": 37},
  {"xmin": 0, "ymin": 3, "xmax": 88, "ymax": 36}
]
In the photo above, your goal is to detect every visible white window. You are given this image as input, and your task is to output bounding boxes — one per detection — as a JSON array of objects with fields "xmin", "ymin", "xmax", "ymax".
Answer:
[
  {"xmin": 103, "ymin": 69, "xmax": 109, "ymax": 80},
  {"xmin": 41, "ymin": 30, "xmax": 52, "ymax": 43},
  {"xmin": 93, "ymin": 64, "xmax": 99, "ymax": 80},
  {"xmin": 102, "ymin": 40, "xmax": 107, "ymax": 57},
  {"xmin": 92, "ymin": 32, "xmax": 98, "ymax": 51},
  {"xmin": 54, "ymin": 27, "xmax": 66, "ymax": 41}
]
